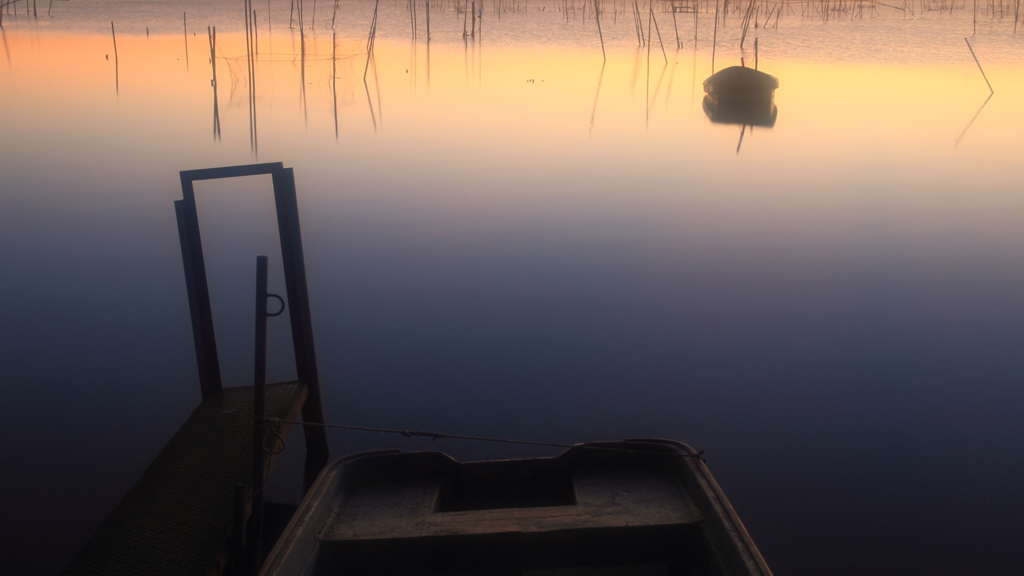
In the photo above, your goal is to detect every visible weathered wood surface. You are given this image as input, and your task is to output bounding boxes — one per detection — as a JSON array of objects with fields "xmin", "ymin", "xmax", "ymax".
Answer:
[
  {"xmin": 63, "ymin": 383, "xmax": 307, "ymax": 576},
  {"xmin": 262, "ymin": 442, "xmax": 772, "ymax": 576},
  {"xmin": 323, "ymin": 469, "xmax": 701, "ymax": 541}
]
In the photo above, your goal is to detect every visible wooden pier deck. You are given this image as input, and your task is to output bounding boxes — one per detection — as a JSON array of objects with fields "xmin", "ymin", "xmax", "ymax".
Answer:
[{"xmin": 62, "ymin": 383, "xmax": 307, "ymax": 576}]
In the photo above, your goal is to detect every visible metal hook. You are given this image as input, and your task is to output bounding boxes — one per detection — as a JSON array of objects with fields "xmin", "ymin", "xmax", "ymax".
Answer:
[{"xmin": 266, "ymin": 294, "xmax": 285, "ymax": 317}]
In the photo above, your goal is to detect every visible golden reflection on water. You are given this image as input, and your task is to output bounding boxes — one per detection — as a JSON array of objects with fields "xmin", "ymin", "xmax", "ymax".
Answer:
[
  {"xmin": 4, "ymin": 17, "xmax": 1024, "ymax": 225},
  {"xmin": 5, "ymin": 28, "xmax": 1022, "ymax": 151}
]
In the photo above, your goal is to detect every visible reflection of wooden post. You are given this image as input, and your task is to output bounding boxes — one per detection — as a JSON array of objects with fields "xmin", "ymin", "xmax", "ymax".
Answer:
[{"xmin": 248, "ymin": 255, "xmax": 272, "ymax": 574}]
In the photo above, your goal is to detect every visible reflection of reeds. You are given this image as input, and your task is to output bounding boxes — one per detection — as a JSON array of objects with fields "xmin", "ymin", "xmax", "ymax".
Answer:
[
  {"xmin": 364, "ymin": 74, "xmax": 378, "ymax": 132},
  {"xmin": 589, "ymin": 60, "xmax": 605, "ymax": 137},
  {"xmin": 694, "ymin": 0, "xmax": 699, "ymax": 46},
  {"xmin": 632, "ymin": 0, "xmax": 646, "ymax": 46},
  {"xmin": 650, "ymin": 6, "xmax": 667, "ymax": 63},
  {"xmin": 2, "ymin": 27, "xmax": 11, "ymax": 70},
  {"xmin": 671, "ymin": 4, "xmax": 681, "ymax": 50},
  {"xmin": 427, "ymin": 2, "xmax": 432, "ymax": 87},
  {"xmin": 110, "ymin": 21, "xmax": 119, "ymax": 95},
  {"xmin": 955, "ymin": 92, "xmax": 993, "ymax": 147},
  {"xmin": 739, "ymin": 0, "xmax": 755, "ymax": 49},
  {"xmin": 183, "ymin": 12, "xmax": 189, "ymax": 69},
  {"xmin": 646, "ymin": 6, "xmax": 652, "ymax": 128},
  {"xmin": 712, "ymin": 0, "xmax": 720, "ymax": 72},
  {"xmin": 208, "ymin": 26, "xmax": 221, "ymax": 141},
  {"xmin": 333, "ymin": 31, "xmax": 338, "ymax": 139},
  {"xmin": 364, "ymin": 0, "xmax": 379, "ymax": 79},
  {"xmin": 244, "ymin": 0, "xmax": 259, "ymax": 153}
]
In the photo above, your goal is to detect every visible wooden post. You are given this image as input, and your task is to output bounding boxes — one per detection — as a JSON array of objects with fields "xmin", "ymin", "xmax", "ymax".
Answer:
[
  {"xmin": 271, "ymin": 169, "xmax": 330, "ymax": 491},
  {"xmin": 248, "ymin": 255, "xmax": 271, "ymax": 574},
  {"xmin": 232, "ymin": 483, "xmax": 248, "ymax": 575}
]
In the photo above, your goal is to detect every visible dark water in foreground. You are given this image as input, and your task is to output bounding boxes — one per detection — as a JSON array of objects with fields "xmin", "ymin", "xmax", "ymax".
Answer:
[{"xmin": 3, "ymin": 0, "xmax": 1024, "ymax": 574}]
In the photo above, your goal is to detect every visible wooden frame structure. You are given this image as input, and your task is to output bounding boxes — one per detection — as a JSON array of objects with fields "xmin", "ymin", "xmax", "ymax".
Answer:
[{"xmin": 174, "ymin": 162, "xmax": 329, "ymax": 471}]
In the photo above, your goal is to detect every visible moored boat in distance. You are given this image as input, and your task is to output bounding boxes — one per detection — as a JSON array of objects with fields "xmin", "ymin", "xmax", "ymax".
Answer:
[
  {"xmin": 260, "ymin": 439, "xmax": 773, "ymax": 576},
  {"xmin": 703, "ymin": 66, "xmax": 779, "ymax": 128}
]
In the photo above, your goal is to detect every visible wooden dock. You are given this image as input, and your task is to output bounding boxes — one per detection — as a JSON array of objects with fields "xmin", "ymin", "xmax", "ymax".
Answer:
[
  {"xmin": 62, "ymin": 383, "xmax": 306, "ymax": 576},
  {"xmin": 63, "ymin": 163, "xmax": 330, "ymax": 575}
]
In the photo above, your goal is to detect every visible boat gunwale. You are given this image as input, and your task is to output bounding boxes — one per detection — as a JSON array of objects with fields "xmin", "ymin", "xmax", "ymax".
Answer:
[{"xmin": 259, "ymin": 440, "xmax": 772, "ymax": 576}]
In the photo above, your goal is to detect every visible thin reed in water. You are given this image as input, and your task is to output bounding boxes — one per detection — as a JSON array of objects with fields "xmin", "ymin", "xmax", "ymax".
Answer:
[
  {"xmin": 183, "ymin": 12, "xmax": 189, "ymax": 68},
  {"xmin": 964, "ymin": 37, "xmax": 994, "ymax": 94}
]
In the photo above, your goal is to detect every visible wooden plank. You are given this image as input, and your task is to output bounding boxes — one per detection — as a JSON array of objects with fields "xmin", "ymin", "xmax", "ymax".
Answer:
[
  {"xmin": 63, "ymin": 383, "xmax": 307, "ymax": 576},
  {"xmin": 323, "ymin": 469, "xmax": 701, "ymax": 542}
]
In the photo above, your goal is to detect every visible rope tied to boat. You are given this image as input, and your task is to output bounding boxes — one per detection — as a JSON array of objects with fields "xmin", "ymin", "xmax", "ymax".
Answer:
[
  {"xmin": 260, "ymin": 417, "xmax": 707, "ymax": 462},
  {"xmin": 397, "ymin": 430, "xmax": 445, "ymax": 441}
]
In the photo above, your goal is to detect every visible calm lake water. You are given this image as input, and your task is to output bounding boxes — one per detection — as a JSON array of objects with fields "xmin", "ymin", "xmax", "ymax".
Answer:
[{"xmin": 3, "ymin": 0, "xmax": 1024, "ymax": 574}]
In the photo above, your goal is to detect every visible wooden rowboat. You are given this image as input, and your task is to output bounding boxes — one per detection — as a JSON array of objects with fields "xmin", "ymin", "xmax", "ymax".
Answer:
[
  {"xmin": 703, "ymin": 66, "xmax": 779, "ymax": 128},
  {"xmin": 260, "ymin": 439, "xmax": 773, "ymax": 576}
]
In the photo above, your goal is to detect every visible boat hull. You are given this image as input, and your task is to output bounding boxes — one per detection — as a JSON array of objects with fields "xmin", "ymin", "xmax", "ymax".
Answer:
[{"xmin": 260, "ymin": 439, "xmax": 772, "ymax": 576}]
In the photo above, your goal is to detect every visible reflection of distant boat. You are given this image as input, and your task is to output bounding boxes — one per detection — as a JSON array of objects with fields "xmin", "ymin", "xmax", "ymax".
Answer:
[
  {"xmin": 703, "ymin": 96, "xmax": 778, "ymax": 127},
  {"xmin": 703, "ymin": 66, "xmax": 779, "ymax": 128}
]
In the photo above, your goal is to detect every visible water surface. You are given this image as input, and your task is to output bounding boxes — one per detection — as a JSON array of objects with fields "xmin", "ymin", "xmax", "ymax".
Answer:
[{"xmin": 2, "ymin": 1, "xmax": 1024, "ymax": 574}]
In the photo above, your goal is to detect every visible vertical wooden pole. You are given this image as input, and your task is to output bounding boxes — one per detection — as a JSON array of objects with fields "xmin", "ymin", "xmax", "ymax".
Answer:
[
  {"xmin": 248, "ymin": 255, "xmax": 270, "ymax": 574},
  {"xmin": 271, "ymin": 169, "xmax": 329, "ymax": 491},
  {"xmin": 233, "ymin": 483, "xmax": 248, "ymax": 575}
]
